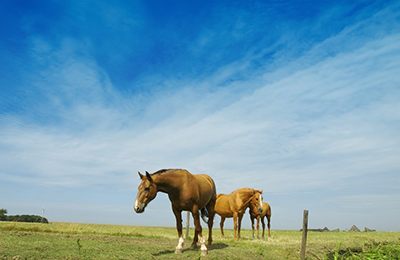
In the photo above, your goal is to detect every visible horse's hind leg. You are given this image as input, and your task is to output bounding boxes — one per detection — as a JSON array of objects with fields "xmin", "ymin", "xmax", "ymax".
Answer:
[
  {"xmin": 220, "ymin": 217, "xmax": 226, "ymax": 238},
  {"xmin": 206, "ymin": 202, "xmax": 215, "ymax": 246},
  {"xmin": 261, "ymin": 216, "xmax": 265, "ymax": 239},
  {"xmin": 191, "ymin": 206, "xmax": 207, "ymax": 255}
]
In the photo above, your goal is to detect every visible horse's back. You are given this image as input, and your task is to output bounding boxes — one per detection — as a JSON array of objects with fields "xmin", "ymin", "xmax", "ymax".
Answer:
[
  {"xmin": 194, "ymin": 173, "xmax": 215, "ymax": 185},
  {"xmin": 170, "ymin": 170, "xmax": 215, "ymax": 191},
  {"xmin": 178, "ymin": 172, "xmax": 216, "ymax": 210},
  {"xmin": 194, "ymin": 174, "xmax": 216, "ymax": 200},
  {"xmin": 215, "ymin": 193, "xmax": 236, "ymax": 217},
  {"xmin": 158, "ymin": 169, "xmax": 215, "ymax": 204},
  {"xmin": 236, "ymin": 187, "xmax": 253, "ymax": 194}
]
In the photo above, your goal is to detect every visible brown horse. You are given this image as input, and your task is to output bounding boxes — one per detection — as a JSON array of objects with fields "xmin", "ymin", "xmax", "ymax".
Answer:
[
  {"xmin": 249, "ymin": 201, "xmax": 271, "ymax": 238},
  {"xmin": 134, "ymin": 169, "xmax": 216, "ymax": 256},
  {"xmin": 215, "ymin": 187, "xmax": 263, "ymax": 239}
]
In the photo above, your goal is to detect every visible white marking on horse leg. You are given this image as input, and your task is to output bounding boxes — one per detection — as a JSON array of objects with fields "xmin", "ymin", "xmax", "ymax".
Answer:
[
  {"xmin": 175, "ymin": 235, "xmax": 184, "ymax": 254},
  {"xmin": 199, "ymin": 236, "xmax": 207, "ymax": 256}
]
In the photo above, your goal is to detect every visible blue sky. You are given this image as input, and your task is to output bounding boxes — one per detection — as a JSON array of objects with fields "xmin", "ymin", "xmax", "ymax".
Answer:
[{"xmin": 1, "ymin": 0, "xmax": 399, "ymax": 231}]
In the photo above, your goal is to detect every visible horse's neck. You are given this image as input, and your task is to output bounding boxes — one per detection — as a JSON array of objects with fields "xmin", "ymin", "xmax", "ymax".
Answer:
[
  {"xmin": 238, "ymin": 190, "xmax": 254, "ymax": 203},
  {"xmin": 152, "ymin": 173, "xmax": 179, "ymax": 194},
  {"xmin": 238, "ymin": 190, "xmax": 254, "ymax": 210}
]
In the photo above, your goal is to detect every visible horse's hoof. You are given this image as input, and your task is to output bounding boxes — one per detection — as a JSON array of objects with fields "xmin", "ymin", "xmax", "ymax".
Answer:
[
  {"xmin": 201, "ymin": 250, "xmax": 207, "ymax": 256},
  {"xmin": 175, "ymin": 249, "xmax": 182, "ymax": 254}
]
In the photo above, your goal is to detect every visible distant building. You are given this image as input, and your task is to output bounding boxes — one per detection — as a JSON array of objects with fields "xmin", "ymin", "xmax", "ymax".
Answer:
[{"xmin": 349, "ymin": 225, "xmax": 360, "ymax": 232}]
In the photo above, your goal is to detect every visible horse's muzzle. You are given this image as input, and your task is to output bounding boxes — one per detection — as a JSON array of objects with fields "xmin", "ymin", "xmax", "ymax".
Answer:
[
  {"xmin": 258, "ymin": 208, "xmax": 263, "ymax": 214},
  {"xmin": 134, "ymin": 206, "xmax": 145, "ymax": 213},
  {"xmin": 134, "ymin": 200, "xmax": 146, "ymax": 213}
]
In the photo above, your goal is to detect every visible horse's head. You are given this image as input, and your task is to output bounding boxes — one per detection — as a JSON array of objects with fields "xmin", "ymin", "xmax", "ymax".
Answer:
[
  {"xmin": 249, "ymin": 189, "xmax": 263, "ymax": 214},
  {"xmin": 134, "ymin": 171, "xmax": 157, "ymax": 213}
]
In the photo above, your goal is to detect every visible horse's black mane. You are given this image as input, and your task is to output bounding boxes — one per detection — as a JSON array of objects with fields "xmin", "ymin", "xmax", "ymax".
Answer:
[{"xmin": 153, "ymin": 169, "xmax": 182, "ymax": 175}]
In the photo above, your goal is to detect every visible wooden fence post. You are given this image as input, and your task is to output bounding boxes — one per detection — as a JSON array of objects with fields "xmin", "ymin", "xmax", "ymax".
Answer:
[
  {"xmin": 185, "ymin": 211, "xmax": 190, "ymax": 239},
  {"xmin": 300, "ymin": 210, "xmax": 309, "ymax": 260}
]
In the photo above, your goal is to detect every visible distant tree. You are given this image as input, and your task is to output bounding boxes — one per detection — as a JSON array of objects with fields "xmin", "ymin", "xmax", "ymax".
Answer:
[
  {"xmin": 7, "ymin": 215, "xmax": 19, "ymax": 221},
  {"xmin": 0, "ymin": 209, "xmax": 49, "ymax": 223},
  {"xmin": 0, "ymin": 209, "xmax": 7, "ymax": 221}
]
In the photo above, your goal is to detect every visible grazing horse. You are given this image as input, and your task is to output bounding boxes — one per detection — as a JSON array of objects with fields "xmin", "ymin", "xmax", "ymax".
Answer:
[
  {"xmin": 249, "ymin": 201, "xmax": 271, "ymax": 238},
  {"xmin": 215, "ymin": 187, "xmax": 263, "ymax": 239},
  {"xmin": 134, "ymin": 169, "xmax": 216, "ymax": 256}
]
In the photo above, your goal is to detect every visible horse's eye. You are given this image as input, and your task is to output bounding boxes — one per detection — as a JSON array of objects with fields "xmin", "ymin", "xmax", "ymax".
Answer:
[
  {"xmin": 144, "ymin": 187, "xmax": 150, "ymax": 191},
  {"xmin": 256, "ymin": 197, "xmax": 259, "ymax": 200}
]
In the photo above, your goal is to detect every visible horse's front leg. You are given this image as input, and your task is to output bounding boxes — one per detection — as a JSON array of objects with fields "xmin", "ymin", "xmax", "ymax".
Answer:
[
  {"xmin": 261, "ymin": 216, "xmax": 265, "ymax": 238},
  {"xmin": 257, "ymin": 215, "xmax": 261, "ymax": 239},
  {"xmin": 192, "ymin": 206, "xmax": 207, "ymax": 256},
  {"xmin": 172, "ymin": 207, "xmax": 184, "ymax": 254},
  {"xmin": 250, "ymin": 215, "xmax": 255, "ymax": 239},
  {"xmin": 233, "ymin": 212, "xmax": 238, "ymax": 239},
  {"xmin": 191, "ymin": 208, "xmax": 199, "ymax": 248},
  {"xmin": 237, "ymin": 213, "xmax": 244, "ymax": 239}
]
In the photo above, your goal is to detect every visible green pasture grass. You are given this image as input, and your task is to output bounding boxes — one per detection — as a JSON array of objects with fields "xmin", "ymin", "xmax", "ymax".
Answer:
[{"xmin": 1, "ymin": 221, "xmax": 399, "ymax": 259}]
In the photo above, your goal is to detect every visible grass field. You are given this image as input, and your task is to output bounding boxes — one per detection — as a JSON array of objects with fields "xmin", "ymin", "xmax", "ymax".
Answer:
[{"xmin": 1, "ymin": 221, "xmax": 399, "ymax": 259}]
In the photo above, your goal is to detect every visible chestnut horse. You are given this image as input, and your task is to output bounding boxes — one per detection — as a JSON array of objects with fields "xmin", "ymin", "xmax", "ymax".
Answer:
[
  {"xmin": 249, "ymin": 201, "xmax": 271, "ymax": 238},
  {"xmin": 134, "ymin": 169, "xmax": 216, "ymax": 256},
  {"xmin": 215, "ymin": 187, "xmax": 263, "ymax": 239}
]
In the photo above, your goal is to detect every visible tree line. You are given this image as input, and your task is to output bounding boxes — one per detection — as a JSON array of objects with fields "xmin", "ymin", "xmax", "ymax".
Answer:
[{"xmin": 0, "ymin": 208, "xmax": 49, "ymax": 223}]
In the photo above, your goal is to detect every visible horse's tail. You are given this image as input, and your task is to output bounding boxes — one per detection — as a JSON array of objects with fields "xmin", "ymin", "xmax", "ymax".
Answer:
[{"xmin": 200, "ymin": 207, "xmax": 209, "ymax": 223}]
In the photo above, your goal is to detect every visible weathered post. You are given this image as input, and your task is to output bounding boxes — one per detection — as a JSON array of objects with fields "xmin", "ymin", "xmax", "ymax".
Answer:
[
  {"xmin": 300, "ymin": 210, "xmax": 309, "ymax": 260},
  {"xmin": 185, "ymin": 211, "xmax": 190, "ymax": 239}
]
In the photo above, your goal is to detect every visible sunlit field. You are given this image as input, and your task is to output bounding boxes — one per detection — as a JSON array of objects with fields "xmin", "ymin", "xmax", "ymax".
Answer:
[{"xmin": 1, "ymin": 221, "xmax": 399, "ymax": 259}]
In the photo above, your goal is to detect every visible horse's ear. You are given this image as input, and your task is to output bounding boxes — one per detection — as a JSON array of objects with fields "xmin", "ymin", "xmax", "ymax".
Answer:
[
  {"xmin": 145, "ymin": 171, "xmax": 153, "ymax": 184},
  {"xmin": 138, "ymin": 171, "xmax": 145, "ymax": 179},
  {"xmin": 260, "ymin": 189, "xmax": 263, "ymax": 194}
]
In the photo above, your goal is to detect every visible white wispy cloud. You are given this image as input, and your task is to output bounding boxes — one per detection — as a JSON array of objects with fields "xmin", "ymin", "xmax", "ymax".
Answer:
[{"xmin": 2, "ymin": 27, "xmax": 399, "ymax": 192}]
